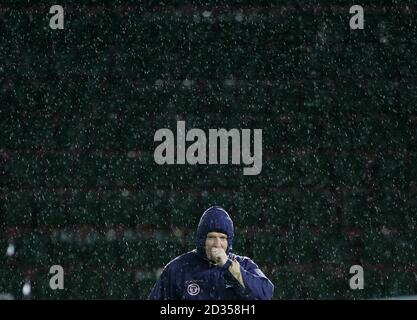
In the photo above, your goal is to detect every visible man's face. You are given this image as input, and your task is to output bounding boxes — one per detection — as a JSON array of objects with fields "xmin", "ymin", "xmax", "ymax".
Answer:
[{"xmin": 205, "ymin": 232, "xmax": 228, "ymax": 261}]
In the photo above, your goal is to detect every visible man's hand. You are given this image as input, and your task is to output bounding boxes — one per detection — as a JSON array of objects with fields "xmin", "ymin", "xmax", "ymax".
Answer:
[{"xmin": 211, "ymin": 248, "xmax": 228, "ymax": 267}]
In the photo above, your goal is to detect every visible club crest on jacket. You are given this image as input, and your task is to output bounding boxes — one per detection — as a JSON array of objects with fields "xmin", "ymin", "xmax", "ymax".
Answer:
[{"xmin": 187, "ymin": 283, "xmax": 200, "ymax": 296}]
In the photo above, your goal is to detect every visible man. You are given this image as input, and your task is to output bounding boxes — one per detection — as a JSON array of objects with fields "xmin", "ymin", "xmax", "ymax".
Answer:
[{"xmin": 149, "ymin": 206, "xmax": 274, "ymax": 300}]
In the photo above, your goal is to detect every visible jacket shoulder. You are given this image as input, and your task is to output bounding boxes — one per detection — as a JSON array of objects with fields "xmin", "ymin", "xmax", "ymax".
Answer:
[
  {"xmin": 163, "ymin": 250, "xmax": 198, "ymax": 272},
  {"xmin": 230, "ymin": 253, "xmax": 259, "ymax": 268}
]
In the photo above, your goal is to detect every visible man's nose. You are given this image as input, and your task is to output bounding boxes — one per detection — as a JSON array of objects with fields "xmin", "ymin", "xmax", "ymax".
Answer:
[{"xmin": 213, "ymin": 238, "xmax": 221, "ymax": 247}]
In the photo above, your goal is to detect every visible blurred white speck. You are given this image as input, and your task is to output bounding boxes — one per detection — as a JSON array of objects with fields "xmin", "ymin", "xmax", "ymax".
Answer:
[
  {"xmin": 381, "ymin": 226, "xmax": 390, "ymax": 236},
  {"xmin": 182, "ymin": 79, "xmax": 193, "ymax": 87},
  {"xmin": 155, "ymin": 79, "xmax": 163, "ymax": 87},
  {"xmin": 106, "ymin": 229, "xmax": 117, "ymax": 241},
  {"xmin": 121, "ymin": 189, "xmax": 130, "ymax": 197},
  {"xmin": 6, "ymin": 243, "xmax": 15, "ymax": 257},
  {"xmin": 127, "ymin": 150, "xmax": 136, "ymax": 158},
  {"xmin": 224, "ymin": 78, "xmax": 235, "ymax": 87},
  {"xmin": 235, "ymin": 13, "xmax": 244, "ymax": 22},
  {"xmin": 60, "ymin": 230, "xmax": 70, "ymax": 242},
  {"xmin": 22, "ymin": 282, "xmax": 31, "ymax": 296},
  {"xmin": 124, "ymin": 230, "xmax": 134, "ymax": 240},
  {"xmin": 380, "ymin": 36, "xmax": 388, "ymax": 44},
  {"xmin": 193, "ymin": 14, "xmax": 200, "ymax": 23},
  {"xmin": 156, "ymin": 268, "xmax": 164, "ymax": 278},
  {"xmin": 173, "ymin": 227, "xmax": 183, "ymax": 238},
  {"xmin": 202, "ymin": 11, "xmax": 211, "ymax": 18},
  {"xmin": 0, "ymin": 293, "xmax": 14, "ymax": 300}
]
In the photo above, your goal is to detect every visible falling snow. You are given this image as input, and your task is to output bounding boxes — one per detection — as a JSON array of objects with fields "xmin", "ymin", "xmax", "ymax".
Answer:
[{"xmin": 0, "ymin": 2, "xmax": 416, "ymax": 301}]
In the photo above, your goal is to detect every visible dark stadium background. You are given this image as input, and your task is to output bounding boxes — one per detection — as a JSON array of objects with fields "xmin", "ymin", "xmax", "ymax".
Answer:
[{"xmin": 1, "ymin": 0, "xmax": 416, "ymax": 300}]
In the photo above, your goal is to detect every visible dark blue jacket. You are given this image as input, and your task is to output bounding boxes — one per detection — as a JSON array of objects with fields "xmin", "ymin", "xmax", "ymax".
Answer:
[{"xmin": 149, "ymin": 206, "xmax": 275, "ymax": 300}]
